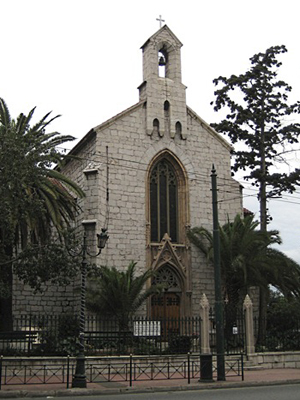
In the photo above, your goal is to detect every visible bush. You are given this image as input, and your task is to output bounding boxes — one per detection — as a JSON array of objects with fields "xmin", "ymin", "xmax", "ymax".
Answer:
[
  {"xmin": 34, "ymin": 314, "xmax": 80, "ymax": 356},
  {"xmin": 168, "ymin": 335, "xmax": 192, "ymax": 354}
]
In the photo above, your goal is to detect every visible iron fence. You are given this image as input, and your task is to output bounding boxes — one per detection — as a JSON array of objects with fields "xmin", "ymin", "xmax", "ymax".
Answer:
[
  {"xmin": 0, "ymin": 356, "xmax": 72, "ymax": 389},
  {"xmin": 254, "ymin": 317, "xmax": 300, "ymax": 352},
  {"xmin": 0, "ymin": 315, "xmax": 201, "ymax": 356},
  {"xmin": 209, "ymin": 307, "xmax": 245, "ymax": 354},
  {"xmin": 0, "ymin": 353, "xmax": 244, "ymax": 389}
]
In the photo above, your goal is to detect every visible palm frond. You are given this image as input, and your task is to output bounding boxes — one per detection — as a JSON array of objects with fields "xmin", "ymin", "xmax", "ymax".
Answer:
[{"xmin": 0, "ymin": 98, "xmax": 11, "ymax": 127}]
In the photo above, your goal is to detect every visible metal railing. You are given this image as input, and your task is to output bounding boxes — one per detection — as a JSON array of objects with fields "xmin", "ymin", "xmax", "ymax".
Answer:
[
  {"xmin": 0, "ymin": 315, "xmax": 201, "ymax": 356},
  {"xmin": 0, "ymin": 353, "xmax": 244, "ymax": 389},
  {"xmin": 254, "ymin": 317, "xmax": 300, "ymax": 352},
  {"xmin": 0, "ymin": 356, "xmax": 72, "ymax": 389},
  {"xmin": 209, "ymin": 308, "xmax": 245, "ymax": 354}
]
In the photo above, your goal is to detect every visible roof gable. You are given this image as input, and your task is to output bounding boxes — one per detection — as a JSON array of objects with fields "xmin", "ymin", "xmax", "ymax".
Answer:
[
  {"xmin": 141, "ymin": 25, "xmax": 183, "ymax": 50},
  {"xmin": 187, "ymin": 106, "xmax": 233, "ymax": 151}
]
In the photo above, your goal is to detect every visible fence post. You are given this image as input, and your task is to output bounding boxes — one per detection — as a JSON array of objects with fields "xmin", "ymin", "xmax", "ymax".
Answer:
[
  {"xmin": 187, "ymin": 352, "xmax": 190, "ymax": 384},
  {"xmin": 243, "ymin": 295, "xmax": 255, "ymax": 354},
  {"xmin": 200, "ymin": 294, "xmax": 211, "ymax": 354},
  {"xmin": 129, "ymin": 354, "xmax": 133, "ymax": 387},
  {"xmin": 241, "ymin": 353, "xmax": 244, "ymax": 381},
  {"xmin": 67, "ymin": 355, "xmax": 70, "ymax": 389},
  {"xmin": 0, "ymin": 355, "xmax": 2, "ymax": 390}
]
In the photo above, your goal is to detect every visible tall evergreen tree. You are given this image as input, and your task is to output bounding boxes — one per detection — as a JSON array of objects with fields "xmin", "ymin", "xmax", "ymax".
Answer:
[
  {"xmin": 211, "ymin": 45, "xmax": 300, "ymax": 232},
  {"xmin": 211, "ymin": 47, "xmax": 300, "ymax": 342}
]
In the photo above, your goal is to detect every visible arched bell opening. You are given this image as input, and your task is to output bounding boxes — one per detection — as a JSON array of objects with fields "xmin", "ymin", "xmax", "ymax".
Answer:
[{"xmin": 158, "ymin": 45, "xmax": 168, "ymax": 78}]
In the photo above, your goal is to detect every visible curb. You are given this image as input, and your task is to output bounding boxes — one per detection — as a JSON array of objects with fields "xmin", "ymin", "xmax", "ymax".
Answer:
[{"xmin": 1, "ymin": 379, "xmax": 300, "ymax": 398}]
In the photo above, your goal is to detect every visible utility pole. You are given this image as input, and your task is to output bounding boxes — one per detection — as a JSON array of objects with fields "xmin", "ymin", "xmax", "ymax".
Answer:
[{"xmin": 211, "ymin": 165, "xmax": 225, "ymax": 381}]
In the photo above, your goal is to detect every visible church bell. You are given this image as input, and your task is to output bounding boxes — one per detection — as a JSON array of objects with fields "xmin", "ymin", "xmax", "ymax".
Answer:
[{"xmin": 159, "ymin": 56, "xmax": 166, "ymax": 66}]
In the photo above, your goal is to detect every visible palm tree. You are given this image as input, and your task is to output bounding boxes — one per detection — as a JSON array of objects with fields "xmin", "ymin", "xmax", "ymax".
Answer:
[
  {"xmin": 188, "ymin": 214, "xmax": 300, "ymax": 343},
  {"xmin": 188, "ymin": 215, "xmax": 279, "ymax": 300},
  {"xmin": 86, "ymin": 261, "xmax": 161, "ymax": 331},
  {"xmin": 0, "ymin": 98, "xmax": 84, "ymax": 329},
  {"xmin": 0, "ymin": 98, "xmax": 84, "ymax": 249}
]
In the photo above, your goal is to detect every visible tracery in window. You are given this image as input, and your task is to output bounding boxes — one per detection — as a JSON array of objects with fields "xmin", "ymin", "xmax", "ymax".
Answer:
[
  {"xmin": 152, "ymin": 265, "xmax": 180, "ymax": 290},
  {"xmin": 150, "ymin": 159, "xmax": 178, "ymax": 242}
]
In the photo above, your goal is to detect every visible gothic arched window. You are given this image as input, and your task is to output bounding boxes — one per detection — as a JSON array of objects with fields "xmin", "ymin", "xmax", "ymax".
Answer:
[
  {"xmin": 175, "ymin": 121, "xmax": 182, "ymax": 137},
  {"xmin": 153, "ymin": 118, "xmax": 160, "ymax": 136},
  {"xmin": 150, "ymin": 159, "xmax": 178, "ymax": 242}
]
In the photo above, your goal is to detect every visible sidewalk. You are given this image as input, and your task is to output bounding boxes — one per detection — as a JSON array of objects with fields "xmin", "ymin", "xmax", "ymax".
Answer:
[{"xmin": 0, "ymin": 368, "xmax": 300, "ymax": 398}]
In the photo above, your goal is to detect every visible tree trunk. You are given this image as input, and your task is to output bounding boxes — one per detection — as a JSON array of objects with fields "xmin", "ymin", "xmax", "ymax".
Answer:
[
  {"xmin": 257, "ymin": 287, "xmax": 268, "ymax": 346},
  {"xmin": 0, "ymin": 262, "xmax": 13, "ymax": 331},
  {"xmin": 257, "ymin": 108, "xmax": 268, "ymax": 345}
]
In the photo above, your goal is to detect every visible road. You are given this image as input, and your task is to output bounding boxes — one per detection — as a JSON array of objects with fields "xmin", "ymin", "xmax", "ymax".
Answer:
[{"xmin": 8, "ymin": 383, "xmax": 300, "ymax": 400}]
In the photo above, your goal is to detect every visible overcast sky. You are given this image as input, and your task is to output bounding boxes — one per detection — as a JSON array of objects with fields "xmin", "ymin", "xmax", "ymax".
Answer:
[{"xmin": 1, "ymin": 0, "xmax": 299, "ymax": 262}]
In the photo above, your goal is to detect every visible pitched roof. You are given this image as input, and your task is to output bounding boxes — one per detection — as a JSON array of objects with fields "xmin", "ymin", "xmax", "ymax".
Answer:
[
  {"xmin": 187, "ymin": 106, "xmax": 233, "ymax": 151},
  {"xmin": 67, "ymin": 101, "xmax": 233, "ymax": 157},
  {"xmin": 141, "ymin": 25, "xmax": 183, "ymax": 50},
  {"xmin": 67, "ymin": 101, "xmax": 144, "ymax": 156}
]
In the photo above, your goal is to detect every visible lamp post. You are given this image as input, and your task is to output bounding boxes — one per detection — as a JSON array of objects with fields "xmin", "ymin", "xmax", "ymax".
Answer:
[
  {"xmin": 71, "ymin": 227, "xmax": 108, "ymax": 388},
  {"xmin": 211, "ymin": 165, "xmax": 225, "ymax": 381}
]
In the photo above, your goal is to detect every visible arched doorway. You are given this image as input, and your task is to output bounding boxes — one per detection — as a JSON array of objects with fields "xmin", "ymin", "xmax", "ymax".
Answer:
[
  {"xmin": 151, "ymin": 265, "xmax": 181, "ymax": 337},
  {"xmin": 151, "ymin": 264, "xmax": 181, "ymax": 318}
]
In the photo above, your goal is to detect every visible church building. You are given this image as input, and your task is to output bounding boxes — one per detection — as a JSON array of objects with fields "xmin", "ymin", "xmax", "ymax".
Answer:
[
  {"xmin": 60, "ymin": 25, "xmax": 243, "ymax": 319},
  {"xmin": 13, "ymin": 25, "xmax": 243, "ymax": 319}
]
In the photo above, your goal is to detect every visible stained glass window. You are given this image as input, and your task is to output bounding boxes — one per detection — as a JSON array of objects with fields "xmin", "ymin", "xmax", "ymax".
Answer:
[{"xmin": 150, "ymin": 159, "xmax": 178, "ymax": 242}]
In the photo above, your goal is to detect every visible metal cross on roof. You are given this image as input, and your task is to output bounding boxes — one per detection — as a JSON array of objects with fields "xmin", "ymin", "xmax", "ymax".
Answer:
[{"xmin": 156, "ymin": 15, "xmax": 165, "ymax": 28}]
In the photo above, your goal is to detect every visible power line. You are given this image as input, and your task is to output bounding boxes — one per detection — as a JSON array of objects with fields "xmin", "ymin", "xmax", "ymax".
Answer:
[{"xmin": 56, "ymin": 146, "xmax": 300, "ymax": 206}]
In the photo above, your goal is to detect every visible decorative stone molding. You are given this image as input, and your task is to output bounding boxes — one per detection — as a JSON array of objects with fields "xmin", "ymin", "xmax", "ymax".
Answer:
[
  {"xmin": 243, "ymin": 294, "xmax": 255, "ymax": 354},
  {"xmin": 151, "ymin": 233, "xmax": 186, "ymax": 278},
  {"xmin": 82, "ymin": 220, "xmax": 97, "ymax": 226},
  {"xmin": 83, "ymin": 162, "xmax": 102, "ymax": 175},
  {"xmin": 200, "ymin": 293, "xmax": 211, "ymax": 354}
]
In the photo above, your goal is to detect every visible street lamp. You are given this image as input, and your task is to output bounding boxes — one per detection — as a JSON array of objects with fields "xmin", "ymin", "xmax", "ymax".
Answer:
[
  {"xmin": 71, "ymin": 226, "xmax": 108, "ymax": 388},
  {"xmin": 211, "ymin": 165, "xmax": 225, "ymax": 381}
]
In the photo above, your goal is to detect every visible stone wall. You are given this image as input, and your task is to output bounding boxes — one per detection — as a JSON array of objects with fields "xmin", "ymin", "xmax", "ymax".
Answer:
[
  {"xmin": 12, "ymin": 277, "xmax": 79, "ymax": 318},
  {"xmin": 247, "ymin": 352, "xmax": 300, "ymax": 369}
]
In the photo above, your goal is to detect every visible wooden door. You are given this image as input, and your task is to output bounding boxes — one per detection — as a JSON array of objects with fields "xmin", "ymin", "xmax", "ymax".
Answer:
[{"xmin": 151, "ymin": 293, "xmax": 180, "ymax": 337}]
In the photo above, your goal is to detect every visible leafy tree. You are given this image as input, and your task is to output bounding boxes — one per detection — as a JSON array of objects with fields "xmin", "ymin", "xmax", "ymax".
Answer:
[
  {"xmin": 267, "ymin": 292, "xmax": 300, "ymax": 331},
  {"xmin": 264, "ymin": 293, "xmax": 300, "ymax": 351},
  {"xmin": 188, "ymin": 214, "xmax": 300, "ymax": 342},
  {"xmin": 211, "ymin": 45, "xmax": 300, "ymax": 232},
  {"xmin": 210, "ymin": 47, "xmax": 300, "ymax": 342},
  {"xmin": 12, "ymin": 240, "xmax": 80, "ymax": 293},
  {"xmin": 86, "ymin": 261, "xmax": 162, "ymax": 331},
  {"xmin": 0, "ymin": 98, "xmax": 84, "ymax": 329}
]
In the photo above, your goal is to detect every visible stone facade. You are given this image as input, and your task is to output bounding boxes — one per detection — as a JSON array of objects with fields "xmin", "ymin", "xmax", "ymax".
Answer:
[{"xmin": 12, "ymin": 25, "xmax": 243, "ymax": 318}]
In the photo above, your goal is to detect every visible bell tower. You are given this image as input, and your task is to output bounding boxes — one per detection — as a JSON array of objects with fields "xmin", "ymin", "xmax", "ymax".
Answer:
[{"xmin": 139, "ymin": 25, "xmax": 188, "ymax": 139}]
